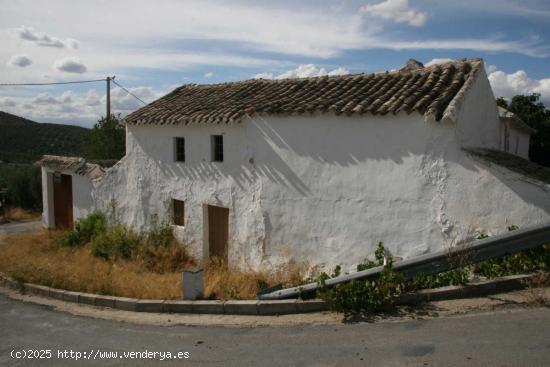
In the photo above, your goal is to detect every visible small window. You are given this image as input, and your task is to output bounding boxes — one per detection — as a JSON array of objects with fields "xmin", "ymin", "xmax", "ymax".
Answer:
[
  {"xmin": 211, "ymin": 135, "xmax": 223, "ymax": 162},
  {"xmin": 174, "ymin": 137, "xmax": 185, "ymax": 162},
  {"xmin": 173, "ymin": 199, "xmax": 185, "ymax": 226}
]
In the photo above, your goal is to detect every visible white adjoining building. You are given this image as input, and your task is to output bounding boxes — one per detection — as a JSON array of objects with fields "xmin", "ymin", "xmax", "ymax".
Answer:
[{"xmin": 39, "ymin": 58, "xmax": 550, "ymax": 271}]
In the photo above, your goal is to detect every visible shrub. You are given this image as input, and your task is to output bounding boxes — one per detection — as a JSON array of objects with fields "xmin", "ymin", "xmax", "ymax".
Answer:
[
  {"xmin": 145, "ymin": 214, "xmax": 174, "ymax": 248},
  {"xmin": 133, "ymin": 242, "xmax": 194, "ymax": 273},
  {"xmin": 59, "ymin": 212, "xmax": 107, "ymax": 247},
  {"xmin": 406, "ymin": 268, "xmax": 470, "ymax": 291},
  {"xmin": 91, "ymin": 224, "xmax": 140, "ymax": 259},
  {"xmin": 473, "ymin": 244, "xmax": 550, "ymax": 278},
  {"xmin": 317, "ymin": 243, "xmax": 404, "ymax": 313}
]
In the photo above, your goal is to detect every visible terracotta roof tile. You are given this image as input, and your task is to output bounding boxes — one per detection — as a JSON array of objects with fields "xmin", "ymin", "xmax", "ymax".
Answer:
[{"xmin": 125, "ymin": 58, "xmax": 483, "ymax": 126}]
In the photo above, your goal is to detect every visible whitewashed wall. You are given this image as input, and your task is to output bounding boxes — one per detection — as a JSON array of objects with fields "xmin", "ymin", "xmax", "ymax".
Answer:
[
  {"xmin": 511, "ymin": 129, "xmax": 531, "ymax": 159},
  {"xmin": 453, "ymin": 66, "xmax": 501, "ymax": 150},
  {"xmin": 41, "ymin": 167, "xmax": 54, "ymax": 228},
  {"xmin": 90, "ymin": 104, "xmax": 550, "ymax": 271}
]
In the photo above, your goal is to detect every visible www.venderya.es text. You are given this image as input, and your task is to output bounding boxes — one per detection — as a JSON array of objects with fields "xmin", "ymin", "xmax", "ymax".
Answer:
[{"xmin": 10, "ymin": 349, "xmax": 190, "ymax": 361}]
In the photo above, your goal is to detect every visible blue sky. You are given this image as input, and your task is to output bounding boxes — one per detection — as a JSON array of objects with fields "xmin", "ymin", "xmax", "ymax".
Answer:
[{"xmin": 0, "ymin": 0, "xmax": 549, "ymax": 127}]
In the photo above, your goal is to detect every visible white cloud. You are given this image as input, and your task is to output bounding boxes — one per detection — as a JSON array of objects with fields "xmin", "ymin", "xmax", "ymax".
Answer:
[
  {"xmin": 204, "ymin": 72, "xmax": 214, "ymax": 78},
  {"xmin": 33, "ymin": 93, "xmax": 62, "ymax": 104},
  {"xmin": 85, "ymin": 89, "xmax": 101, "ymax": 106},
  {"xmin": 424, "ymin": 58, "xmax": 453, "ymax": 67},
  {"xmin": 328, "ymin": 67, "xmax": 350, "ymax": 76},
  {"xmin": 488, "ymin": 68, "xmax": 550, "ymax": 106},
  {"xmin": 59, "ymin": 90, "xmax": 73, "ymax": 103},
  {"xmin": 0, "ymin": 0, "xmax": 546, "ymax": 89},
  {"xmin": 0, "ymin": 85, "xmax": 165, "ymax": 127},
  {"xmin": 54, "ymin": 57, "xmax": 87, "ymax": 74},
  {"xmin": 16, "ymin": 26, "xmax": 79, "ymax": 49},
  {"xmin": 7, "ymin": 54, "xmax": 32, "ymax": 67},
  {"xmin": 252, "ymin": 72, "xmax": 274, "ymax": 79},
  {"xmin": 110, "ymin": 86, "xmax": 161, "ymax": 111},
  {"xmin": 0, "ymin": 97, "xmax": 16, "ymax": 107},
  {"xmin": 254, "ymin": 64, "xmax": 351, "ymax": 80},
  {"xmin": 485, "ymin": 63, "xmax": 498, "ymax": 74},
  {"xmin": 360, "ymin": 0, "xmax": 428, "ymax": 27}
]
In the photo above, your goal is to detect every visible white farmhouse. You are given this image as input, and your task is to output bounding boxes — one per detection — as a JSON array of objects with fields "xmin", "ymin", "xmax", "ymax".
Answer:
[{"xmin": 39, "ymin": 58, "xmax": 550, "ymax": 271}]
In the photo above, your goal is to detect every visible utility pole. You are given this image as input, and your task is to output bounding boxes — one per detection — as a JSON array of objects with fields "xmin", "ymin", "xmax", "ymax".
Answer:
[{"xmin": 106, "ymin": 76, "xmax": 115, "ymax": 118}]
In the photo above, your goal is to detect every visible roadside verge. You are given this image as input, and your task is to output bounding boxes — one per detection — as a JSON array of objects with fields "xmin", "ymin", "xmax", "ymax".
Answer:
[{"xmin": 0, "ymin": 273, "xmax": 540, "ymax": 315}]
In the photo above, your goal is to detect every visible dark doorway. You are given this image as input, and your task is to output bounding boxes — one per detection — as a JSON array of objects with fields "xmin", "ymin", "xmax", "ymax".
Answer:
[
  {"xmin": 53, "ymin": 174, "xmax": 73, "ymax": 229},
  {"xmin": 207, "ymin": 205, "xmax": 229, "ymax": 263}
]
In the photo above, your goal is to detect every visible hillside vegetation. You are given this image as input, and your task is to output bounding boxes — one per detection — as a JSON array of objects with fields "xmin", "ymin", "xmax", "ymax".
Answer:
[{"xmin": 0, "ymin": 111, "xmax": 89, "ymax": 163}]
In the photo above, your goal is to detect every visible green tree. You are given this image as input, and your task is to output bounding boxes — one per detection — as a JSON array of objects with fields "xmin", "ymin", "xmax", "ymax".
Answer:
[
  {"xmin": 497, "ymin": 93, "xmax": 550, "ymax": 167},
  {"xmin": 81, "ymin": 114, "xmax": 125, "ymax": 160}
]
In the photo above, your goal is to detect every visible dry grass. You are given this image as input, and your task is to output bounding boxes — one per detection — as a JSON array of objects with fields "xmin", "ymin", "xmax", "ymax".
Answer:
[
  {"xmin": 0, "ymin": 231, "xmax": 309, "ymax": 300},
  {"xmin": 1, "ymin": 207, "xmax": 41, "ymax": 222},
  {"xmin": 524, "ymin": 272, "xmax": 550, "ymax": 306},
  {"xmin": 204, "ymin": 259, "xmax": 312, "ymax": 300}
]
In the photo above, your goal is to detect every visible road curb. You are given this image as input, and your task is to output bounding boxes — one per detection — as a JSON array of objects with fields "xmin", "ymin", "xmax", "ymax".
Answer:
[
  {"xmin": 0, "ymin": 273, "xmax": 541, "ymax": 315},
  {"xmin": 396, "ymin": 274, "xmax": 539, "ymax": 305}
]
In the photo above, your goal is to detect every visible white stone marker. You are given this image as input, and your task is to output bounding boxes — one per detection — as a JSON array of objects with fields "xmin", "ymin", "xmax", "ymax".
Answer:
[{"xmin": 182, "ymin": 268, "xmax": 204, "ymax": 300}]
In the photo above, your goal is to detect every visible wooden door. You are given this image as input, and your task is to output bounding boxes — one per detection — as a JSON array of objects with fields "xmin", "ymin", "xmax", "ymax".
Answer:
[
  {"xmin": 208, "ymin": 205, "xmax": 229, "ymax": 263},
  {"xmin": 53, "ymin": 174, "xmax": 73, "ymax": 229}
]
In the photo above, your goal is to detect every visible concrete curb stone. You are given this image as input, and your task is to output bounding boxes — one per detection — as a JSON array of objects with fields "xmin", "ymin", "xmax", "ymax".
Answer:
[
  {"xmin": 224, "ymin": 300, "xmax": 259, "ymax": 315},
  {"xmin": 296, "ymin": 299, "xmax": 330, "ymax": 313},
  {"xmin": 49, "ymin": 289, "xmax": 66, "ymax": 300},
  {"xmin": 115, "ymin": 297, "xmax": 139, "ymax": 311},
  {"xmin": 258, "ymin": 300, "xmax": 298, "ymax": 315},
  {"xmin": 63, "ymin": 291, "xmax": 81, "ymax": 303},
  {"xmin": 163, "ymin": 300, "xmax": 194, "ymax": 313},
  {"xmin": 135, "ymin": 300, "xmax": 164, "ymax": 313},
  {"xmin": 192, "ymin": 300, "xmax": 225, "ymax": 314},
  {"xmin": 78, "ymin": 292, "xmax": 97, "ymax": 306},
  {"xmin": 0, "ymin": 272, "xmax": 540, "ymax": 315},
  {"xmin": 23, "ymin": 283, "xmax": 51, "ymax": 298},
  {"xmin": 94, "ymin": 295, "xmax": 117, "ymax": 308}
]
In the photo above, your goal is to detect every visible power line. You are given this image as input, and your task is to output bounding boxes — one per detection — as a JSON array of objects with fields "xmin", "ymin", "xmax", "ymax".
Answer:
[
  {"xmin": 111, "ymin": 79, "xmax": 147, "ymax": 105},
  {"xmin": 0, "ymin": 78, "xmax": 106, "ymax": 86}
]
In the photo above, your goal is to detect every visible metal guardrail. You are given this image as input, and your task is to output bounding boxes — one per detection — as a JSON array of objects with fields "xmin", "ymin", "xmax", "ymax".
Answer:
[{"xmin": 258, "ymin": 222, "xmax": 550, "ymax": 300}]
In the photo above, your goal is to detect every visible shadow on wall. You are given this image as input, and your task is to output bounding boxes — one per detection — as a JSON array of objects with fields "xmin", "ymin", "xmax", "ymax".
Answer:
[{"xmin": 129, "ymin": 113, "xmax": 550, "ymax": 216}]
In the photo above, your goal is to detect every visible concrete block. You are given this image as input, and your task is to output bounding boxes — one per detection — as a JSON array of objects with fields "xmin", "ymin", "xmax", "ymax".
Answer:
[
  {"xmin": 3, "ymin": 277, "xmax": 22, "ymax": 290},
  {"xmin": 78, "ymin": 292, "xmax": 97, "ymax": 306},
  {"xmin": 135, "ymin": 300, "xmax": 165, "ymax": 313},
  {"xmin": 164, "ymin": 300, "xmax": 194, "ymax": 313},
  {"xmin": 224, "ymin": 300, "xmax": 258, "ymax": 315},
  {"xmin": 182, "ymin": 268, "xmax": 204, "ymax": 300},
  {"xmin": 296, "ymin": 299, "xmax": 329, "ymax": 313},
  {"xmin": 258, "ymin": 300, "xmax": 298, "ymax": 315},
  {"xmin": 192, "ymin": 300, "xmax": 225, "ymax": 314},
  {"xmin": 63, "ymin": 291, "xmax": 80, "ymax": 303},
  {"xmin": 94, "ymin": 295, "xmax": 117, "ymax": 308},
  {"xmin": 49, "ymin": 289, "xmax": 66, "ymax": 300},
  {"xmin": 23, "ymin": 284, "xmax": 51, "ymax": 297},
  {"xmin": 115, "ymin": 297, "xmax": 139, "ymax": 311}
]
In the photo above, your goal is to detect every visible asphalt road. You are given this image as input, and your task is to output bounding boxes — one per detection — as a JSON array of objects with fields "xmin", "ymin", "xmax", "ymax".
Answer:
[
  {"xmin": 0, "ymin": 294, "xmax": 549, "ymax": 366},
  {"xmin": 0, "ymin": 220, "xmax": 41, "ymax": 238}
]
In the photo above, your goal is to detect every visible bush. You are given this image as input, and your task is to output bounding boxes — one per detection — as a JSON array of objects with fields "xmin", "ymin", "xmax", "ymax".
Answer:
[
  {"xmin": 91, "ymin": 224, "xmax": 141, "ymax": 259},
  {"xmin": 146, "ymin": 215, "xmax": 174, "ymax": 248},
  {"xmin": 59, "ymin": 212, "xmax": 107, "ymax": 247},
  {"xmin": 473, "ymin": 244, "xmax": 550, "ymax": 278},
  {"xmin": 316, "ymin": 239, "xmax": 549, "ymax": 314},
  {"xmin": 406, "ymin": 268, "xmax": 470, "ymax": 291},
  {"xmin": 317, "ymin": 243, "xmax": 404, "ymax": 313}
]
